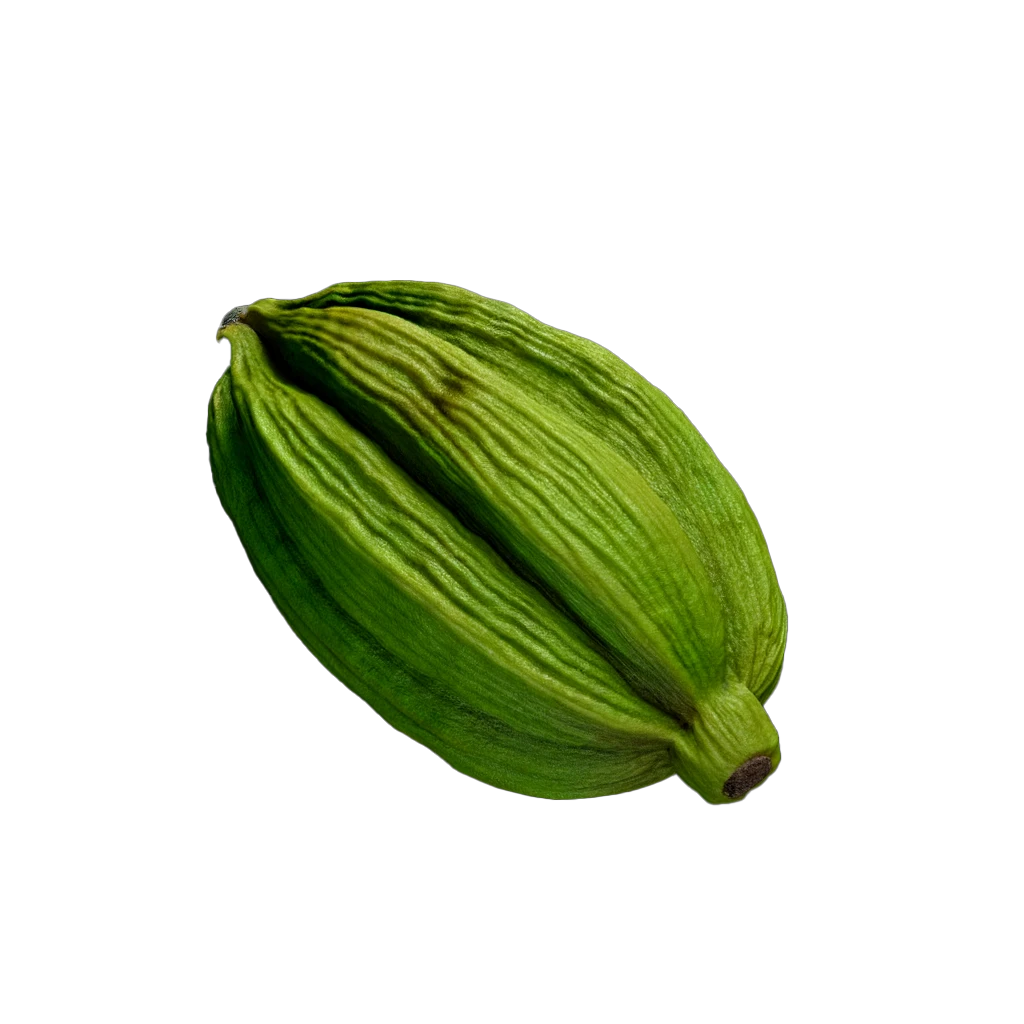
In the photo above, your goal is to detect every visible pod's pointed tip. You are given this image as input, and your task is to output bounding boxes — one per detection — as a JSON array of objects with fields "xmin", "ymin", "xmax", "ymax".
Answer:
[
  {"xmin": 219, "ymin": 305, "xmax": 249, "ymax": 330},
  {"xmin": 217, "ymin": 306, "xmax": 250, "ymax": 343}
]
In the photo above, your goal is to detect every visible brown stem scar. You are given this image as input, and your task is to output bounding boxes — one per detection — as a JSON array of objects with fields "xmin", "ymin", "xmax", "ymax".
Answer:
[{"xmin": 723, "ymin": 756, "xmax": 773, "ymax": 799}]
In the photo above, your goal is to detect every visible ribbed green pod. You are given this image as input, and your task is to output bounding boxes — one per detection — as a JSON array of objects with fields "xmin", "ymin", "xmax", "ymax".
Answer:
[
  {"xmin": 208, "ymin": 284, "xmax": 786, "ymax": 803},
  {"xmin": 260, "ymin": 282, "xmax": 788, "ymax": 701}
]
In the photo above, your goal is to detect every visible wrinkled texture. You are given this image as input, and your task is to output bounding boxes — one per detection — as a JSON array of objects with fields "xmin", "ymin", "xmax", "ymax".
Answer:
[{"xmin": 208, "ymin": 281, "xmax": 787, "ymax": 803}]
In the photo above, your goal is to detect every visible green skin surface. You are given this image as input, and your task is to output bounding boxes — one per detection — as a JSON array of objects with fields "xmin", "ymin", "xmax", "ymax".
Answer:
[
  {"xmin": 210, "ymin": 286, "xmax": 784, "ymax": 802},
  {"xmin": 257, "ymin": 282, "xmax": 788, "ymax": 702}
]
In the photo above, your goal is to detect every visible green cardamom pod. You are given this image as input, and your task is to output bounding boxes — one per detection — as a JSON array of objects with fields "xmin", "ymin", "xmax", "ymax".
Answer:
[{"xmin": 208, "ymin": 283, "xmax": 786, "ymax": 803}]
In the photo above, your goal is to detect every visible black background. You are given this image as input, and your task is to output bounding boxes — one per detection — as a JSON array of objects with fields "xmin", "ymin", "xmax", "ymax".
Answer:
[{"xmin": 203, "ymin": 282, "xmax": 786, "ymax": 806}]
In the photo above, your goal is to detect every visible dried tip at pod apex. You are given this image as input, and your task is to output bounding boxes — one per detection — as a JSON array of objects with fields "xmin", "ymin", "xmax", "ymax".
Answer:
[
  {"xmin": 219, "ymin": 305, "xmax": 249, "ymax": 329},
  {"xmin": 218, "ymin": 305, "xmax": 249, "ymax": 350}
]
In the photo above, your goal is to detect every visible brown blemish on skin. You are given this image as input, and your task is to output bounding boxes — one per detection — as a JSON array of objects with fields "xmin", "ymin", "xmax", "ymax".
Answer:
[{"xmin": 429, "ymin": 372, "xmax": 469, "ymax": 420}]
